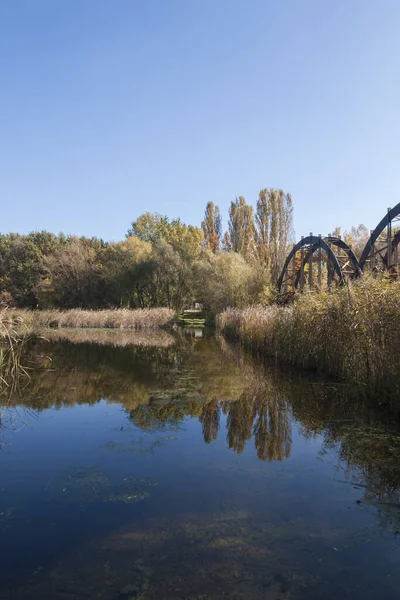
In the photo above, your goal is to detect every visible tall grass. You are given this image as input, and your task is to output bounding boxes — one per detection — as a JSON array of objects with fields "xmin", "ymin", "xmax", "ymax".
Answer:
[
  {"xmin": 0, "ymin": 311, "xmax": 32, "ymax": 393},
  {"xmin": 217, "ymin": 277, "xmax": 400, "ymax": 398},
  {"xmin": 12, "ymin": 308, "xmax": 175, "ymax": 330}
]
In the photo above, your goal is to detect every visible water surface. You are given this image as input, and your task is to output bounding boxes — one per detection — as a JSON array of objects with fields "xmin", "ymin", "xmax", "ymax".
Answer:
[{"xmin": 1, "ymin": 331, "xmax": 400, "ymax": 599}]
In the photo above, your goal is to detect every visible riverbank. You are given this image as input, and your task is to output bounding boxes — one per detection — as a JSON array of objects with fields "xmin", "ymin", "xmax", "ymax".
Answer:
[
  {"xmin": 1, "ymin": 307, "xmax": 175, "ymax": 331},
  {"xmin": 217, "ymin": 278, "xmax": 400, "ymax": 400}
]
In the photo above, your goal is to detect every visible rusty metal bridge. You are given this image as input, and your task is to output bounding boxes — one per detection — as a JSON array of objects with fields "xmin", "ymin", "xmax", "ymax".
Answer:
[{"xmin": 278, "ymin": 202, "xmax": 400, "ymax": 294}]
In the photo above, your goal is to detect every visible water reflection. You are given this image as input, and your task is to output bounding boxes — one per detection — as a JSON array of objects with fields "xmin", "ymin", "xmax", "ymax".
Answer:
[
  {"xmin": 1, "ymin": 333, "xmax": 400, "ymax": 599},
  {"xmin": 5, "ymin": 334, "xmax": 295, "ymax": 462},
  {"xmin": 3, "ymin": 333, "xmax": 400, "ymax": 492}
]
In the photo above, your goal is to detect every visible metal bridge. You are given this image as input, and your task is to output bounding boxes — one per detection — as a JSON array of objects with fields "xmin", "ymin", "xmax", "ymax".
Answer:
[{"xmin": 278, "ymin": 202, "xmax": 400, "ymax": 294}]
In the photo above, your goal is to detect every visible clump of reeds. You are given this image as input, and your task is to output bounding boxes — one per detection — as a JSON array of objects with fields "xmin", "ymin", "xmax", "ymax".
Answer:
[
  {"xmin": 0, "ymin": 310, "xmax": 32, "ymax": 393},
  {"xmin": 217, "ymin": 277, "xmax": 400, "ymax": 397},
  {"xmin": 14, "ymin": 308, "xmax": 175, "ymax": 330}
]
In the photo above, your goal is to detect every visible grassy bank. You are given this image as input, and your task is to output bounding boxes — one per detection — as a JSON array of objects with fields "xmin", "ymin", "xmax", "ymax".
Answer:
[
  {"xmin": 217, "ymin": 278, "xmax": 400, "ymax": 399},
  {"xmin": 2, "ymin": 308, "xmax": 175, "ymax": 331}
]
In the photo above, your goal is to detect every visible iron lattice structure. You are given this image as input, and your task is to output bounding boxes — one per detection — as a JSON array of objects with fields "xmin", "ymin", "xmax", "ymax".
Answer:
[{"xmin": 278, "ymin": 202, "xmax": 400, "ymax": 294}]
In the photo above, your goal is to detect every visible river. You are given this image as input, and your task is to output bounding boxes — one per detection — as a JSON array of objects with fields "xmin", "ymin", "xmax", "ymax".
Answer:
[{"xmin": 1, "ymin": 329, "xmax": 399, "ymax": 599}]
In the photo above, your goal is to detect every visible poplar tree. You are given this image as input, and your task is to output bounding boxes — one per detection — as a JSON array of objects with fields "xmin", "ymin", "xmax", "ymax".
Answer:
[
  {"xmin": 201, "ymin": 202, "xmax": 222, "ymax": 253},
  {"xmin": 226, "ymin": 197, "xmax": 255, "ymax": 260},
  {"xmin": 255, "ymin": 188, "xmax": 293, "ymax": 282}
]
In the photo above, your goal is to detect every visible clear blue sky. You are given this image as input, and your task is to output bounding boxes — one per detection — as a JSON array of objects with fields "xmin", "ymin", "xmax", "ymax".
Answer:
[{"xmin": 1, "ymin": 0, "xmax": 399, "ymax": 242}]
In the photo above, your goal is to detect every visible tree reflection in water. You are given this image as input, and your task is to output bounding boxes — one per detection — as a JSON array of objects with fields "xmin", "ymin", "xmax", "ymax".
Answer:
[
  {"xmin": 2, "ymin": 331, "xmax": 400, "ymax": 514},
  {"xmin": 2, "ymin": 331, "xmax": 400, "ymax": 600}
]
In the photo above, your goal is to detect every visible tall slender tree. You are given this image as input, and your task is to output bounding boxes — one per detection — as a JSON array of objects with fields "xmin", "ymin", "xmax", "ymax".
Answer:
[
  {"xmin": 255, "ymin": 188, "xmax": 293, "ymax": 282},
  {"xmin": 201, "ymin": 202, "xmax": 222, "ymax": 253},
  {"xmin": 226, "ymin": 197, "xmax": 255, "ymax": 260}
]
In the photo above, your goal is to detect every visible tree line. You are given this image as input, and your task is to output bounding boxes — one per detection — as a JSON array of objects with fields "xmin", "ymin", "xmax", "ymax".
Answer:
[
  {"xmin": 0, "ymin": 190, "xmax": 373, "ymax": 313},
  {"xmin": 0, "ymin": 189, "xmax": 295, "ymax": 313}
]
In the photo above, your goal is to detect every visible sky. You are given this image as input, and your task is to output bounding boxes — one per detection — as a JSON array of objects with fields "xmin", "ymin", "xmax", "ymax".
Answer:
[{"xmin": 1, "ymin": 0, "xmax": 399, "ymax": 242}]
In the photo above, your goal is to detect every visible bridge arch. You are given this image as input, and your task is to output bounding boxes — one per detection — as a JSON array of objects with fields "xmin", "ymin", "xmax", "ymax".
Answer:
[
  {"xmin": 359, "ymin": 202, "xmax": 400, "ymax": 271},
  {"xmin": 293, "ymin": 237, "xmax": 361, "ymax": 288},
  {"xmin": 277, "ymin": 235, "xmax": 346, "ymax": 293}
]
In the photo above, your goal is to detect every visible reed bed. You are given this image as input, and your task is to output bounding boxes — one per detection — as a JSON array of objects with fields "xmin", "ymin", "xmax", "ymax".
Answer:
[
  {"xmin": 11, "ymin": 308, "xmax": 175, "ymax": 331},
  {"xmin": 0, "ymin": 310, "xmax": 32, "ymax": 393},
  {"xmin": 217, "ymin": 277, "xmax": 400, "ymax": 398}
]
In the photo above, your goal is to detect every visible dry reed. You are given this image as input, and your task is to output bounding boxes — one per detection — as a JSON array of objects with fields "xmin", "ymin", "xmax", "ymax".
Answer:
[
  {"xmin": 9, "ymin": 308, "xmax": 175, "ymax": 331},
  {"xmin": 217, "ymin": 277, "xmax": 400, "ymax": 397},
  {"xmin": 0, "ymin": 310, "xmax": 33, "ymax": 393}
]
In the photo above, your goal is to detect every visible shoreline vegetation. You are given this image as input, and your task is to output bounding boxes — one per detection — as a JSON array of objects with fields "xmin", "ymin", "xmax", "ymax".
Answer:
[
  {"xmin": 3, "ymin": 203, "xmax": 394, "ymax": 396},
  {"xmin": 0, "ymin": 308, "xmax": 175, "ymax": 390},
  {"xmin": 2, "ymin": 275, "xmax": 400, "ymax": 403},
  {"xmin": 217, "ymin": 278, "xmax": 400, "ymax": 401}
]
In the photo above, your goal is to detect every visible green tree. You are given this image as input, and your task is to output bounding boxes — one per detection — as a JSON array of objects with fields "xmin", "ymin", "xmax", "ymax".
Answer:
[
  {"xmin": 193, "ymin": 251, "xmax": 267, "ymax": 314},
  {"xmin": 0, "ymin": 231, "xmax": 64, "ymax": 306},
  {"xmin": 100, "ymin": 236, "xmax": 152, "ymax": 307},
  {"xmin": 127, "ymin": 213, "xmax": 203, "ymax": 261},
  {"xmin": 127, "ymin": 213, "xmax": 170, "ymax": 244},
  {"xmin": 150, "ymin": 241, "xmax": 192, "ymax": 309}
]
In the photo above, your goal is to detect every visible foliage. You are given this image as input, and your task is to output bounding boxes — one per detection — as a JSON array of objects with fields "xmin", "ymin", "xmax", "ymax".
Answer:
[
  {"xmin": 225, "ymin": 196, "xmax": 255, "ymax": 260},
  {"xmin": 193, "ymin": 251, "xmax": 268, "ymax": 315},
  {"xmin": 343, "ymin": 224, "xmax": 370, "ymax": 258},
  {"xmin": 255, "ymin": 188, "xmax": 294, "ymax": 283},
  {"xmin": 127, "ymin": 212, "xmax": 204, "ymax": 261},
  {"xmin": 0, "ymin": 310, "xmax": 32, "ymax": 394},
  {"xmin": 0, "ymin": 195, "xmax": 290, "ymax": 313},
  {"xmin": 0, "ymin": 231, "xmax": 65, "ymax": 306},
  {"xmin": 201, "ymin": 202, "xmax": 222, "ymax": 253},
  {"xmin": 17, "ymin": 307, "xmax": 175, "ymax": 330},
  {"xmin": 331, "ymin": 224, "xmax": 370, "ymax": 258},
  {"xmin": 100, "ymin": 236, "xmax": 152, "ymax": 307},
  {"xmin": 39, "ymin": 237, "xmax": 104, "ymax": 308}
]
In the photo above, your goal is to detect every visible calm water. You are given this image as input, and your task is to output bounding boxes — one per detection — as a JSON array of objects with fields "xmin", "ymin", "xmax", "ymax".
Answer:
[{"xmin": 1, "ymin": 330, "xmax": 400, "ymax": 599}]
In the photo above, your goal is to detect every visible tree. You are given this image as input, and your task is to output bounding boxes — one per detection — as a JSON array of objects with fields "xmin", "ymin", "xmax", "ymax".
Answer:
[
  {"xmin": 0, "ymin": 231, "xmax": 64, "ymax": 306},
  {"xmin": 226, "ymin": 197, "xmax": 255, "ymax": 260},
  {"xmin": 344, "ymin": 224, "xmax": 369, "ymax": 258},
  {"xmin": 150, "ymin": 241, "xmax": 192, "ymax": 310},
  {"xmin": 164, "ymin": 220, "xmax": 204, "ymax": 261},
  {"xmin": 193, "ymin": 252, "xmax": 267, "ymax": 314},
  {"xmin": 201, "ymin": 202, "xmax": 222, "ymax": 253},
  {"xmin": 127, "ymin": 213, "xmax": 203, "ymax": 261},
  {"xmin": 127, "ymin": 213, "xmax": 170, "ymax": 244},
  {"xmin": 255, "ymin": 188, "xmax": 294, "ymax": 283},
  {"xmin": 100, "ymin": 236, "xmax": 152, "ymax": 307},
  {"xmin": 38, "ymin": 237, "xmax": 103, "ymax": 308},
  {"xmin": 221, "ymin": 231, "xmax": 231, "ymax": 252}
]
